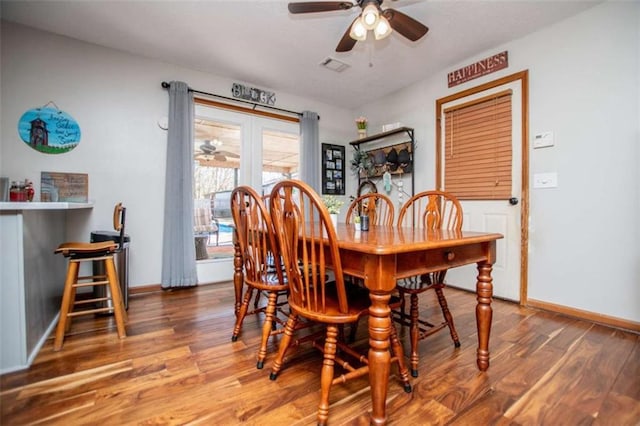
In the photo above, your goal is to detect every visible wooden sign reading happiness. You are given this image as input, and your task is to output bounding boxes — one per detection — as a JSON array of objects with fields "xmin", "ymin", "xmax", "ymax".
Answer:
[{"xmin": 448, "ymin": 51, "xmax": 508, "ymax": 88}]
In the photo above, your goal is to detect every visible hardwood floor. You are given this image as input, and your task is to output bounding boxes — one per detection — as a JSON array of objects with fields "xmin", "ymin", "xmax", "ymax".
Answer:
[{"xmin": 1, "ymin": 283, "xmax": 638, "ymax": 425}]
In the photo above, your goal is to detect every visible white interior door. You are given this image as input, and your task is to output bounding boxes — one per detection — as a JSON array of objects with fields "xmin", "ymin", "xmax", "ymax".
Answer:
[{"xmin": 440, "ymin": 81, "xmax": 523, "ymax": 301}]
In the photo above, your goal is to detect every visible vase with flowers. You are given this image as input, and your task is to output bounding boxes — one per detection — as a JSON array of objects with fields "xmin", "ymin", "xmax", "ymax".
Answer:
[
  {"xmin": 355, "ymin": 116, "xmax": 368, "ymax": 139},
  {"xmin": 322, "ymin": 195, "xmax": 344, "ymax": 228}
]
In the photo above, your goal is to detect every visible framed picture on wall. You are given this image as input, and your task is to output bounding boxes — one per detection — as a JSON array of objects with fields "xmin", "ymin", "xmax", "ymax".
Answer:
[{"xmin": 321, "ymin": 143, "xmax": 345, "ymax": 195}]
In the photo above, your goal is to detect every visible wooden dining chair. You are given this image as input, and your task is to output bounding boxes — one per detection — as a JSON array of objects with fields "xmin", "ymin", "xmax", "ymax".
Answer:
[
  {"xmin": 268, "ymin": 179, "xmax": 411, "ymax": 426},
  {"xmin": 345, "ymin": 192, "xmax": 395, "ymax": 227},
  {"xmin": 230, "ymin": 186, "xmax": 289, "ymax": 369},
  {"xmin": 344, "ymin": 192, "xmax": 395, "ymax": 341},
  {"xmin": 395, "ymin": 190, "xmax": 463, "ymax": 377}
]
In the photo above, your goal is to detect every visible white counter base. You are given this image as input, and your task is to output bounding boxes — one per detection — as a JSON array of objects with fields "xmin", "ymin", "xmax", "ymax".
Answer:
[{"xmin": 0, "ymin": 203, "xmax": 93, "ymax": 373}]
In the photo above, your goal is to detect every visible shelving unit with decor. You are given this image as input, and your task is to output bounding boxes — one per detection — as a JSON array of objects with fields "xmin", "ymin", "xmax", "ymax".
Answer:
[{"xmin": 349, "ymin": 126, "xmax": 415, "ymax": 206}]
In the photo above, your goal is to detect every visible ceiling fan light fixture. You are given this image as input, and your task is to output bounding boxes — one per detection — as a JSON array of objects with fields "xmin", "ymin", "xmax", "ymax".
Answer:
[
  {"xmin": 373, "ymin": 15, "xmax": 392, "ymax": 40},
  {"xmin": 361, "ymin": 3, "xmax": 379, "ymax": 30},
  {"xmin": 349, "ymin": 17, "xmax": 367, "ymax": 41}
]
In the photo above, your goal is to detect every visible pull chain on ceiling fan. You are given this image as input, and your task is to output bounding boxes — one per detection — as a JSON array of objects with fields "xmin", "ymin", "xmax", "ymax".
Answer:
[{"xmin": 287, "ymin": 0, "xmax": 428, "ymax": 52}]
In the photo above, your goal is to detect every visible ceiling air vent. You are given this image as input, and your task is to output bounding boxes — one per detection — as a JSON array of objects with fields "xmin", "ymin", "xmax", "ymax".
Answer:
[{"xmin": 320, "ymin": 57, "xmax": 350, "ymax": 73}]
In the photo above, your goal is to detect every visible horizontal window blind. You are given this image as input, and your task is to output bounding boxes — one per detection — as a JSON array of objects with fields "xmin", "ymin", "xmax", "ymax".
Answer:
[{"xmin": 444, "ymin": 90, "xmax": 512, "ymax": 199}]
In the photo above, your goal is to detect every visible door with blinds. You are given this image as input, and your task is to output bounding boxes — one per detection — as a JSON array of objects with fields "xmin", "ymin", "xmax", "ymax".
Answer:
[{"xmin": 436, "ymin": 72, "xmax": 528, "ymax": 302}]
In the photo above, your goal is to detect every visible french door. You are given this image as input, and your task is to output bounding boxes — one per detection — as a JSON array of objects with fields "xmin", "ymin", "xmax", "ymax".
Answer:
[{"xmin": 194, "ymin": 104, "xmax": 299, "ymax": 281}]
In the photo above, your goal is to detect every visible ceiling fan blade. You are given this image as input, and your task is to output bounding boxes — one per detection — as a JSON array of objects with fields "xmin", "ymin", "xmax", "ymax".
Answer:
[
  {"xmin": 218, "ymin": 150, "xmax": 240, "ymax": 159},
  {"xmin": 288, "ymin": 1, "xmax": 354, "ymax": 14},
  {"xmin": 383, "ymin": 8, "xmax": 429, "ymax": 42},
  {"xmin": 336, "ymin": 17, "xmax": 358, "ymax": 52}
]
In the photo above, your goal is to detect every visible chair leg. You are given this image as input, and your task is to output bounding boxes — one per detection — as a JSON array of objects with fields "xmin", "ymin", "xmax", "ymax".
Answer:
[
  {"xmin": 435, "ymin": 286, "xmax": 460, "ymax": 347},
  {"xmin": 389, "ymin": 322, "xmax": 412, "ymax": 393},
  {"xmin": 232, "ymin": 287, "xmax": 254, "ymax": 342},
  {"xmin": 54, "ymin": 261, "xmax": 79, "ymax": 351},
  {"xmin": 66, "ymin": 264, "xmax": 80, "ymax": 332},
  {"xmin": 409, "ymin": 293, "xmax": 420, "ymax": 377},
  {"xmin": 399, "ymin": 288, "xmax": 408, "ymax": 322},
  {"xmin": 317, "ymin": 325, "xmax": 338, "ymax": 426},
  {"xmin": 105, "ymin": 257, "xmax": 127, "ymax": 338},
  {"xmin": 270, "ymin": 313, "xmax": 298, "ymax": 380},
  {"xmin": 257, "ymin": 291, "xmax": 278, "ymax": 369},
  {"xmin": 347, "ymin": 320, "xmax": 358, "ymax": 343},
  {"xmin": 253, "ymin": 290, "xmax": 262, "ymax": 310}
]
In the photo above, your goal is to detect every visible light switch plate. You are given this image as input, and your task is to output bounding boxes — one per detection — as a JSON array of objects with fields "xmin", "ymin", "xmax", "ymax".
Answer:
[
  {"xmin": 533, "ymin": 131, "xmax": 554, "ymax": 148},
  {"xmin": 533, "ymin": 172, "xmax": 558, "ymax": 188}
]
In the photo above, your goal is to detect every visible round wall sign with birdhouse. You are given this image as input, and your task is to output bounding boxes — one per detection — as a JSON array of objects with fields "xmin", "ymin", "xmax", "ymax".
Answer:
[{"xmin": 17, "ymin": 103, "xmax": 81, "ymax": 154}]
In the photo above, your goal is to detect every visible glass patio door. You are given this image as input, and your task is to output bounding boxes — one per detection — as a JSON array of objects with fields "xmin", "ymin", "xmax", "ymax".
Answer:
[{"xmin": 193, "ymin": 103, "xmax": 299, "ymax": 280}]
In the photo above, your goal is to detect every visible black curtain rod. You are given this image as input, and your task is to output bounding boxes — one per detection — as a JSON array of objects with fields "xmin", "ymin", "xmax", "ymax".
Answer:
[{"xmin": 161, "ymin": 81, "xmax": 316, "ymax": 119}]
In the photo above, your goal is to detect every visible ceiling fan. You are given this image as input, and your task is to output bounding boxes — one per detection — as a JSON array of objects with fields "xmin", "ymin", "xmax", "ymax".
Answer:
[
  {"xmin": 196, "ymin": 140, "xmax": 240, "ymax": 162},
  {"xmin": 287, "ymin": 0, "xmax": 428, "ymax": 52}
]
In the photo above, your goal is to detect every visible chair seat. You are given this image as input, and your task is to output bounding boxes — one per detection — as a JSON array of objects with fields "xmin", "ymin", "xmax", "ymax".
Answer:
[
  {"xmin": 256, "ymin": 271, "xmax": 289, "ymax": 291},
  {"xmin": 289, "ymin": 283, "xmax": 370, "ymax": 324},
  {"xmin": 55, "ymin": 241, "xmax": 117, "ymax": 257}
]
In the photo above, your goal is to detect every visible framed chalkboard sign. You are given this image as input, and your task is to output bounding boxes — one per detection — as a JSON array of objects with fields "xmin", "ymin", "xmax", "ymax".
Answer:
[
  {"xmin": 40, "ymin": 171, "xmax": 88, "ymax": 202},
  {"xmin": 321, "ymin": 143, "xmax": 345, "ymax": 195}
]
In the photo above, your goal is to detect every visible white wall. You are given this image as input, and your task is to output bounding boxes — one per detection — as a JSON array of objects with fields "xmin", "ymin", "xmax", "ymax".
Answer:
[
  {"xmin": 2, "ymin": 3, "xmax": 638, "ymax": 323},
  {"xmin": 358, "ymin": 2, "xmax": 640, "ymax": 323},
  {"xmin": 0, "ymin": 21, "xmax": 353, "ymax": 288}
]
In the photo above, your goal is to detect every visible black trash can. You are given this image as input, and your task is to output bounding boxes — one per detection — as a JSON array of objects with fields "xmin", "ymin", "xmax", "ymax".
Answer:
[{"xmin": 91, "ymin": 230, "xmax": 130, "ymax": 311}]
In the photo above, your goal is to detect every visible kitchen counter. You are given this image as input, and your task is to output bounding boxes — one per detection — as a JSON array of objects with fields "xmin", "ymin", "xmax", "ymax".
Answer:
[
  {"xmin": 0, "ymin": 202, "xmax": 93, "ymax": 373},
  {"xmin": 0, "ymin": 201, "xmax": 94, "ymax": 210}
]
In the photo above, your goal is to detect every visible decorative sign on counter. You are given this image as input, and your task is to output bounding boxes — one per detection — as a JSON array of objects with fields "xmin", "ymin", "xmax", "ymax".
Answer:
[
  {"xmin": 40, "ymin": 172, "xmax": 88, "ymax": 202},
  {"xmin": 447, "ymin": 51, "xmax": 508, "ymax": 88},
  {"xmin": 18, "ymin": 102, "xmax": 81, "ymax": 154},
  {"xmin": 231, "ymin": 83, "xmax": 276, "ymax": 106}
]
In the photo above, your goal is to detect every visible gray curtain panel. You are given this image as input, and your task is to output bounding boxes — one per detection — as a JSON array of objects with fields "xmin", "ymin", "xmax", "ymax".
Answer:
[
  {"xmin": 161, "ymin": 81, "xmax": 198, "ymax": 288},
  {"xmin": 300, "ymin": 111, "xmax": 320, "ymax": 193}
]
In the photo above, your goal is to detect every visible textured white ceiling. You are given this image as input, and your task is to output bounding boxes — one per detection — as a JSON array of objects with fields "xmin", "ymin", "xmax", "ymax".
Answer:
[{"xmin": 0, "ymin": 0, "xmax": 601, "ymax": 109}]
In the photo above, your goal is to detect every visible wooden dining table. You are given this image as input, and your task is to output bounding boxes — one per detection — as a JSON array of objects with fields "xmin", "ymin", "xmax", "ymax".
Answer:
[{"xmin": 233, "ymin": 223, "xmax": 503, "ymax": 426}]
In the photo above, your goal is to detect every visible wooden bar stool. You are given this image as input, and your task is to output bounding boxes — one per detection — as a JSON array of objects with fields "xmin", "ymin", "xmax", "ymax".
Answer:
[{"xmin": 53, "ymin": 241, "xmax": 127, "ymax": 350}]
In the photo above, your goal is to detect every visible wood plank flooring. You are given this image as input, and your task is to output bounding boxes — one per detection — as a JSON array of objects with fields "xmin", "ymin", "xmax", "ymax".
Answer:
[{"xmin": 1, "ymin": 283, "xmax": 638, "ymax": 425}]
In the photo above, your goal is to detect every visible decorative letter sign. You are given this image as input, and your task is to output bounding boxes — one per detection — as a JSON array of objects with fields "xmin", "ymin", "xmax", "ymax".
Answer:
[
  {"xmin": 231, "ymin": 83, "xmax": 276, "ymax": 106},
  {"xmin": 447, "ymin": 51, "xmax": 509, "ymax": 88}
]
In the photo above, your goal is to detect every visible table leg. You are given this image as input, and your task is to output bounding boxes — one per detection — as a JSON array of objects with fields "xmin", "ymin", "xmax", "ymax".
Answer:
[
  {"xmin": 368, "ymin": 291, "xmax": 391, "ymax": 426},
  {"xmin": 233, "ymin": 239, "xmax": 243, "ymax": 316},
  {"xmin": 475, "ymin": 261, "xmax": 493, "ymax": 371}
]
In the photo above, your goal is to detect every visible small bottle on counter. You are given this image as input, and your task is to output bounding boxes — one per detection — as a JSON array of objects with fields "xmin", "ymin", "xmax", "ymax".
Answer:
[
  {"xmin": 9, "ymin": 181, "xmax": 19, "ymax": 201},
  {"xmin": 16, "ymin": 182, "xmax": 26, "ymax": 202},
  {"xmin": 25, "ymin": 180, "xmax": 34, "ymax": 202}
]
